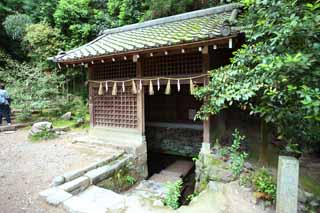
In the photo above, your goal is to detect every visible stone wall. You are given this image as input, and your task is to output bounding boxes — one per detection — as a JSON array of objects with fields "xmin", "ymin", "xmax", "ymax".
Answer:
[{"xmin": 146, "ymin": 126, "xmax": 202, "ymax": 157}]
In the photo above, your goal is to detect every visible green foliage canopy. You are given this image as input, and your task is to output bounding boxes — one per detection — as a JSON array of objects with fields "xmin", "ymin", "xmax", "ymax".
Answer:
[
  {"xmin": 194, "ymin": 0, "xmax": 320, "ymax": 146},
  {"xmin": 3, "ymin": 14, "xmax": 32, "ymax": 40},
  {"xmin": 23, "ymin": 23, "xmax": 64, "ymax": 69},
  {"xmin": 0, "ymin": 49, "xmax": 63, "ymax": 112}
]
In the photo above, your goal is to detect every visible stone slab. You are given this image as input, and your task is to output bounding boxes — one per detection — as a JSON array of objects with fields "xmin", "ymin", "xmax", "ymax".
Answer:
[
  {"xmin": 77, "ymin": 186, "xmax": 126, "ymax": 211},
  {"xmin": 276, "ymin": 156, "xmax": 299, "ymax": 213},
  {"xmin": 149, "ymin": 173, "xmax": 181, "ymax": 184},
  {"xmin": 165, "ymin": 160, "xmax": 194, "ymax": 177},
  {"xmin": 39, "ymin": 187, "xmax": 72, "ymax": 206},
  {"xmin": 63, "ymin": 196, "xmax": 107, "ymax": 213},
  {"xmin": 160, "ymin": 170, "xmax": 182, "ymax": 178}
]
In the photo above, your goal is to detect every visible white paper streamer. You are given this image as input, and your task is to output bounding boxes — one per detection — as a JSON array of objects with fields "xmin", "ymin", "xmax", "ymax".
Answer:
[
  {"xmin": 105, "ymin": 81, "xmax": 108, "ymax": 93},
  {"xmin": 177, "ymin": 79, "xmax": 180, "ymax": 92},
  {"xmin": 157, "ymin": 78, "xmax": 160, "ymax": 91},
  {"xmin": 122, "ymin": 81, "xmax": 125, "ymax": 92},
  {"xmin": 139, "ymin": 80, "xmax": 142, "ymax": 91}
]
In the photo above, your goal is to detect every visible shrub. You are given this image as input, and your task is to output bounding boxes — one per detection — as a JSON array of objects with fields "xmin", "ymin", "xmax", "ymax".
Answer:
[
  {"xmin": 239, "ymin": 172, "xmax": 253, "ymax": 188},
  {"xmin": 125, "ymin": 175, "xmax": 136, "ymax": 185},
  {"xmin": 163, "ymin": 180, "xmax": 183, "ymax": 209},
  {"xmin": 29, "ymin": 128, "xmax": 57, "ymax": 142},
  {"xmin": 229, "ymin": 129, "xmax": 248, "ymax": 177},
  {"xmin": 16, "ymin": 109, "xmax": 32, "ymax": 122},
  {"xmin": 186, "ymin": 192, "xmax": 199, "ymax": 203},
  {"xmin": 252, "ymin": 168, "xmax": 277, "ymax": 202},
  {"xmin": 3, "ymin": 14, "xmax": 32, "ymax": 40}
]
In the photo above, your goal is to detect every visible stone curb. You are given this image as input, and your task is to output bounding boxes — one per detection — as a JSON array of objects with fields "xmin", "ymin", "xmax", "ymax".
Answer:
[
  {"xmin": 58, "ymin": 176, "xmax": 91, "ymax": 195},
  {"xmin": 51, "ymin": 151, "xmax": 125, "ymax": 186},
  {"xmin": 85, "ymin": 155, "xmax": 130, "ymax": 184}
]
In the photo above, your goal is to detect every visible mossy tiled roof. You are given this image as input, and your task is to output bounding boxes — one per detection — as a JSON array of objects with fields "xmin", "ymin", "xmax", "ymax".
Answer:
[{"xmin": 53, "ymin": 3, "xmax": 241, "ymax": 63}]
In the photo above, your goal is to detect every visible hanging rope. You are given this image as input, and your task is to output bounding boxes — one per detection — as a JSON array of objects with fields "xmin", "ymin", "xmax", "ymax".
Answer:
[{"xmin": 90, "ymin": 73, "xmax": 209, "ymax": 96}]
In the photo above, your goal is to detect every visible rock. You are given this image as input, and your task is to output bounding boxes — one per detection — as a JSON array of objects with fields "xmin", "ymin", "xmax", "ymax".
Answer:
[
  {"xmin": 61, "ymin": 112, "xmax": 72, "ymax": 120},
  {"xmin": 310, "ymin": 200, "xmax": 319, "ymax": 207},
  {"xmin": 244, "ymin": 162, "xmax": 254, "ymax": 170},
  {"xmin": 30, "ymin": 121, "xmax": 53, "ymax": 135},
  {"xmin": 305, "ymin": 191, "xmax": 314, "ymax": 199},
  {"xmin": 298, "ymin": 189, "xmax": 307, "ymax": 203},
  {"xmin": 51, "ymin": 176, "xmax": 65, "ymax": 187},
  {"xmin": 153, "ymin": 200, "xmax": 164, "ymax": 207}
]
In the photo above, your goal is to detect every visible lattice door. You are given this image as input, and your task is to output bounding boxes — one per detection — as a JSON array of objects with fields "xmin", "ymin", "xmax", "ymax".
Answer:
[
  {"xmin": 92, "ymin": 87, "xmax": 137, "ymax": 128},
  {"xmin": 92, "ymin": 61, "xmax": 136, "ymax": 80},
  {"xmin": 142, "ymin": 52, "xmax": 202, "ymax": 77}
]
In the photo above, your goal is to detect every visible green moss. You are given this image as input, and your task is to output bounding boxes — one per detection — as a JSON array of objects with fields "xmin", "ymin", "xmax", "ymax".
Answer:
[
  {"xmin": 97, "ymin": 164, "xmax": 137, "ymax": 193},
  {"xmin": 300, "ymin": 175, "xmax": 320, "ymax": 197},
  {"xmin": 29, "ymin": 129, "xmax": 57, "ymax": 142},
  {"xmin": 52, "ymin": 119, "xmax": 76, "ymax": 128}
]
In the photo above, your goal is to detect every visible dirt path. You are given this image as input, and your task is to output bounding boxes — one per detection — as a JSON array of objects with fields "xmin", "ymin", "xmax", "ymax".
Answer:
[{"xmin": 0, "ymin": 129, "xmax": 113, "ymax": 213}]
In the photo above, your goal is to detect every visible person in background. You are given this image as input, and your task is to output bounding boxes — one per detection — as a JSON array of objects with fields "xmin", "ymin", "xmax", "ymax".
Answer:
[{"xmin": 0, "ymin": 84, "xmax": 11, "ymax": 126}]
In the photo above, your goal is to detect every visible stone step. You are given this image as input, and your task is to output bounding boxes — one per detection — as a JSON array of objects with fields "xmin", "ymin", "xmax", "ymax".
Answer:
[
  {"xmin": 149, "ymin": 173, "xmax": 182, "ymax": 184},
  {"xmin": 165, "ymin": 160, "xmax": 194, "ymax": 178},
  {"xmin": 159, "ymin": 170, "xmax": 183, "ymax": 178},
  {"xmin": 63, "ymin": 186, "xmax": 126, "ymax": 213}
]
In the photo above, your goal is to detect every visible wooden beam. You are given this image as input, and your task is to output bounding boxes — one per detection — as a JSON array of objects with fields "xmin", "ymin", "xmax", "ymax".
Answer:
[
  {"xmin": 202, "ymin": 50, "xmax": 210, "ymax": 144},
  {"xmin": 88, "ymin": 65, "xmax": 95, "ymax": 128},
  {"xmin": 136, "ymin": 61, "xmax": 145, "ymax": 135},
  {"xmin": 58, "ymin": 35, "xmax": 237, "ymax": 65}
]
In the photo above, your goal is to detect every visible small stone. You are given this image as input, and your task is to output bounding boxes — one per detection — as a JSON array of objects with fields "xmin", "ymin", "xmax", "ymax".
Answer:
[
  {"xmin": 153, "ymin": 200, "xmax": 164, "ymax": 207},
  {"xmin": 298, "ymin": 189, "xmax": 307, "ymax": 203},
  {"xmin": 61, "ymin": 112, "xmax": 72, "ymax": 120},
  {"xmin": 244, "ymin": 162, "xmax": 254, "ymax": 170},
  {"xmin": 305, "ymin": 191, "xmax": 314, "ymax": 199},
  {"xmin": 310, "ymin": 200, "xmax": 319, "ymax": 207},
  {"xmin": 51, "ymin": 176, "xmax": 65, "ymax": 187}
]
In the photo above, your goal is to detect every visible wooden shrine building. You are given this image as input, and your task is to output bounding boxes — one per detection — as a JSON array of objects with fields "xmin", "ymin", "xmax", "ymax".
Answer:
[{"xmin": 52, "ymin": 3, "xmax": 243, "ymax": 161}]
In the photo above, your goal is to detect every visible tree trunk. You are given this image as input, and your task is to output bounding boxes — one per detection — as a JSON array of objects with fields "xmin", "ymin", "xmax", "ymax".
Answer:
[{"xmin": 259, "ymin": 120, "xmax": 269, "ymax": 166}]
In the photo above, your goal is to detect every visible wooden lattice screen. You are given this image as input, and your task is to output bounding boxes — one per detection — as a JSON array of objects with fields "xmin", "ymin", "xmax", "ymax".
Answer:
[
  {"xmin": 92, "ymin": 61, "xmax": 136, "ymax": 80},
  {"xmin": 142, "ymin": 52, "xmax": 202, "ymax": 77},
  {"xmin": 92, "ymin": 87, "xmax": 137, "ymax": 128}
]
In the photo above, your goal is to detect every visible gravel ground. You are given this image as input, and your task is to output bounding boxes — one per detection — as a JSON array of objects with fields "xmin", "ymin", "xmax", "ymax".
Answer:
[{"xmin": 0, "ymin": 129, "xmax": 114, "ymax": 213}]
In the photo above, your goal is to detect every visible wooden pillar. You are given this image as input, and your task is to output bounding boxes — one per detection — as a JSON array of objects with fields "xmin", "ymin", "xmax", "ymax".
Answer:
[
  {"xmin": 88, "ymin": 65, "xmax": 94, "ymax": 128},
  {"xmin": 202, "ymin": 46, "xmax": 211, "ymax": 145},
  {"xmin": 136, "ymin": 60, "xmax": 145, "ymax": 135}
]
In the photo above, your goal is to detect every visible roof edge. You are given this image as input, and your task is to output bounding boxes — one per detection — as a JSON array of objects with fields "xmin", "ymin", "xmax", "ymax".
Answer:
[{"xmin": 101, "ymin": 3, "xmax": 242, "ymax": 36}]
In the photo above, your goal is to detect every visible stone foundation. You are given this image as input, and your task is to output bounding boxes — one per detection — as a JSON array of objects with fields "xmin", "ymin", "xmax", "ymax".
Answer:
[
  {"xmin": 195, "ymin": 144, "xmax": 234, "ymax": 192},
  {"xmin": 146, "ymin": 126, "xmax": 202, "ymax": 157}
]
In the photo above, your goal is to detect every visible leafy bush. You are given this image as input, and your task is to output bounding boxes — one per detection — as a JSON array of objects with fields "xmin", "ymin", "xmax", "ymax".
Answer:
[
  {"xmin": 3, "ymin": 14, "xmax": 32, "ymax": 40},
  {"xmin": 186, "ymin": 192, "xmax": 199, "ymax": 203},
  {"xmin": 229, "ymin": 129, "xmax": 248, "ymax": 177},
  {"xmin": 0, "ymin": 49, "xmax": 64, "ymax": 113},
  {"xmin": 16, "ymin": 109, "xmax": 32, "ymax": 122},
  {"xmin": 239, "ymin": 172, "xmax": 253, "ymax": 188},
  {"xmin": 252, "ymin": 168, "xmax": 277, "ymax": 202},
  {"xmin": 194, "ymin": 0, "xmax": 320, "ymax": 150},
  {"xmin": 55, "ymin": 95, "xmax": 88, "ymax": 124},
  {"xmin": 29, "ymin": 128, "xmax": 57, "ymax": 142},
  {"xmin": 23, "ymin": 23, "xmax": 64, "ymax": 69},
  {"xmin": 163, "ymin": 180, "xmax": 183, "ymax": 210},
  {"xmin": 125, "ymin": 175, "xmax": 136, "ymax": 185}
]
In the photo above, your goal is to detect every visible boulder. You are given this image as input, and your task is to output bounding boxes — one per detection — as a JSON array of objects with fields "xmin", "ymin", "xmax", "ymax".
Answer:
[
  {"xmin": 61, "ymin": 112, "xmax": 72, "ymax": 120},
  {"xmin": 244, "ymin": 162, "xmax": 254, "ymax": 171},
  {"xmin": 30, "ymin": 121, "xmax": 53, "ymax": 135}
]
